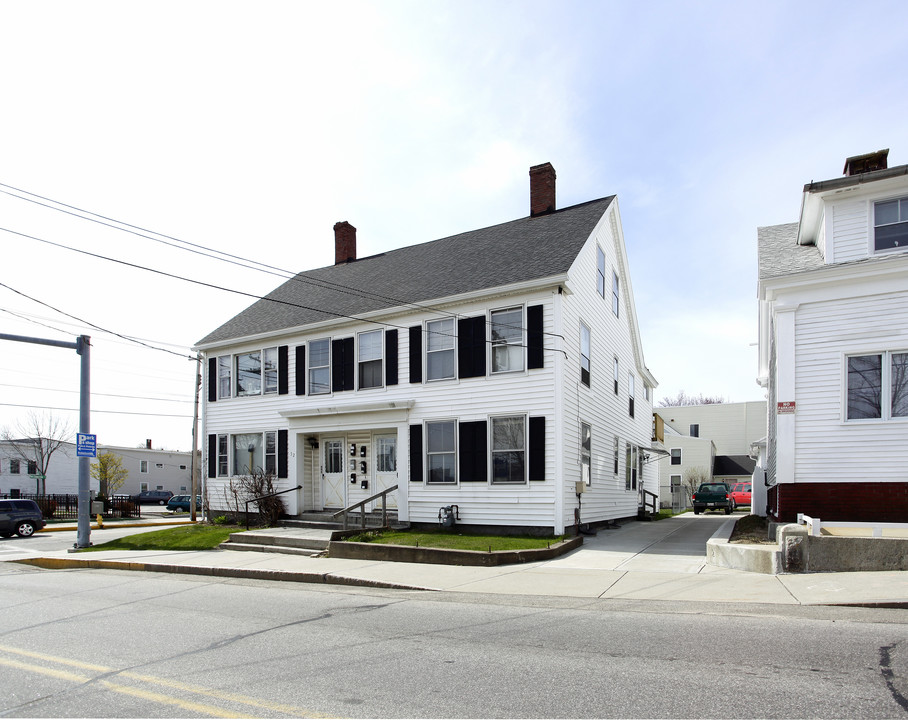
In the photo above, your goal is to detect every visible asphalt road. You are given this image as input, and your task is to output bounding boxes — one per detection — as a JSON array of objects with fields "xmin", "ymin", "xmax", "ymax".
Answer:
[{"xmin": 1, "ymin": 564, "xmax": 907, "ymax": 718}]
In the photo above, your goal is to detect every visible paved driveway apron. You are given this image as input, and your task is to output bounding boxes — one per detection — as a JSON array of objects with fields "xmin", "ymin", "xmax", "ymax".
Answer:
[{"xmin": 543, "ymin": 513, "xmax": 729, "ymax": 573}]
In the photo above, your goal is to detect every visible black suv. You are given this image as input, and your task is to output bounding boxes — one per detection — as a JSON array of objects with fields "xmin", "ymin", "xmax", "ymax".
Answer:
[
  {"xmin": 0, "ymin": 499, "xmax": 46, "ymax": 537},
  {"xmin": 130, "ymin": 490, "xmax": 174, "ymax": 505}
]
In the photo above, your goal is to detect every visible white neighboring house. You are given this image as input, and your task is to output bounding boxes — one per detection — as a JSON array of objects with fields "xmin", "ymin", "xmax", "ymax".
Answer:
[
  {"xmin": 0, "ymin": 439, "xmax": 81, "ymax": 495},
  {"xmin": 653, "ymin": 401, "xmax": 765, "ymax": 511},
  {"xmin": 757, "ymin": 149, "xmax": 908, "ymax": 523},
  {"xmin": 196, "ymin": 163, "xmax": 660, "ymax": 534},
  {"xmin": 0, "ymin": 439, "xmax": 192, "ymax": 497}
]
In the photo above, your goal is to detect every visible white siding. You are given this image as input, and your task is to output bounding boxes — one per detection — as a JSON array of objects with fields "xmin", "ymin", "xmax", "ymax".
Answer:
[
  {"xmin": 793, "ymin": 291, "xmax": 908, "ymax": 483},
  {"xmin": 830, "ymin": 199, "xmax": 869, "ymax": 264},
  {"xmin": 558, "ymin": 205, "xmax": 653, "ymax": 528}
]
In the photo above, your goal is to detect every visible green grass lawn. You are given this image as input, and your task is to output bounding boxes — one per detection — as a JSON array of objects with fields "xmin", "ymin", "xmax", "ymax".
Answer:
[
  {"xmin": 346, "ymin": 529, "xmax": 563, "ymax": 552},
  {"xmin": 80, "ymin": 524, "xmax": 244, "ymax": 552}
]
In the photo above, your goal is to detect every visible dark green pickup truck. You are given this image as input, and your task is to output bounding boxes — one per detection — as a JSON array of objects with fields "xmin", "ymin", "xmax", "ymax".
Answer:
[{"xmin": 691, "ymin": 482, "xmax": 735, "ymax": 515}]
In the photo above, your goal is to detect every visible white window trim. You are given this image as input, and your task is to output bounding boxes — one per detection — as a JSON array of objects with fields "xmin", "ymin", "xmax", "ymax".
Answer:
[
  {"xmin": 871, "ymin": 194, "xmax": 908, "ymax": 256},
  {"xmin": 490, "ymin": 305, "xmax": 526, "ymax": 375},
  {"xmin": 308, "ymin": 338, "xmax": 331, "ymax": 396},
  {"xmin": 842, "ymin": 350, "xmax": 908, "ymax": 423},
  {"xmin": 490, "ymin": 414, "xmax": 527, "ymax": 485},
  {"xmin": 426, "ymin": 419, "xmax": 457, "ymax": 485},
  {"xmin": 425, "ymin": 317, "xmax": 456, "ymax": 382},
  {"xmin": 358, "ymin": 329, "xmax": 384, "ymax": 390},
  {"xmin": 235, "ymin": 347, "xmax": 278, "ymax": 397},
  {"xmin": 580, "ymin": 322, "xmax": 591, "ymax": 388},
  {"xmin": 580, "ymin": 422, "xmax": 591, "ymax": 486},
  {"xmin": 670, "ymin": 448, "xmax": 682, "ymax": 465},
  {"xmin": 217, "ymin": 355, "xmax": 232, "ymax": 399}
]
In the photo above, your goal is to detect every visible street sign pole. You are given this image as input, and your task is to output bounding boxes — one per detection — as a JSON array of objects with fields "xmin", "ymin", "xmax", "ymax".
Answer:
[{"xmin": 76, "ymin": 336, "xmax": 91, "ymax": 548}]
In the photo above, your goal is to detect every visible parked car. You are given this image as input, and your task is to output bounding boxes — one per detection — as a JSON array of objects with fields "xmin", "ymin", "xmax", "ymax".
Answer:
[
  {"xmin": 130, "ymin": 490, "xmax": 174, "ymax": 505},
  {"xmin": 166, "ymin": 495, "xmax": 201, "ymax": 513},
  {"xmin": 0, "ymin": 499, "xmax": 46, "ymax": 537},
  {"xmin": 691, "ymin": 482, "xmax": 735, "ymax": 515},
  {"xmin": 729, "ymin": 482, "xmax": 752, "ymax": 507}
]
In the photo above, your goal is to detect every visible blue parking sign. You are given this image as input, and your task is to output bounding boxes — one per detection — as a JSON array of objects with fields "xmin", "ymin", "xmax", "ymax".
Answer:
[{"xmin": 76, "ymin": 433, "xmax": 97, "ymax": 458}]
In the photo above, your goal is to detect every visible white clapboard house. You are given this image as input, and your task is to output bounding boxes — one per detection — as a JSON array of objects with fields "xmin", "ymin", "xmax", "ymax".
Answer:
[
  {"xmin": 196, "ymin": 163, "xmax": 658, "ymax": 534},
  {"xmin": 756, "ymin": 149, "xmax": 908, "ymax": 523}
]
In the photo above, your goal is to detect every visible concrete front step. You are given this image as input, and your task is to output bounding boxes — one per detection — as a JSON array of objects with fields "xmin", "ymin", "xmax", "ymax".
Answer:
[
  {"xmin": 222, "ymin": 528, "xmax": 334, "ymax": 553},
  {"xmin": 221, "ymin": 542, "xmax": 325, "ymax": 557}
]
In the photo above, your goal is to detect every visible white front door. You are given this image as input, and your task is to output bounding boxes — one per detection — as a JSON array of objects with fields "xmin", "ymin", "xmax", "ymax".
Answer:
[
  {"xmin": 372, "ymin": 434, "xmax": 398, "ymax": 510},
  {"xmin": 322, "ymin": 438, "xmax": 346, "ymax": 509}
]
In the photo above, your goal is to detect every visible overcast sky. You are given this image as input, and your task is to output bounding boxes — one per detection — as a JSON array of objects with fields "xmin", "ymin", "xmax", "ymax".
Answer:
[{"xmin": 2, "ymin": 0, "xmax": 906, "ymax": 452}]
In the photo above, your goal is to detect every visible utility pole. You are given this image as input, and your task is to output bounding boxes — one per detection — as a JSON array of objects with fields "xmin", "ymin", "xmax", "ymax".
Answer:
[
  {"xmin": 190, "ymin": 353, "xmax": 201, "ymax": 522},
  {"xmin": 0, "ymin": 333, "xmax": 92, "ymax": 548}
]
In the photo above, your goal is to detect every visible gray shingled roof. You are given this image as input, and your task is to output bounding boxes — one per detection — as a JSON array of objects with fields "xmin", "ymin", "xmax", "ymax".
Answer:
[
  {"xmin": 197, "ymin": 196, "xmax": 614, "ymax": 346},
  {"xmin": 757, "ymin": 222, "xmax": 824, "ymax": 280}
]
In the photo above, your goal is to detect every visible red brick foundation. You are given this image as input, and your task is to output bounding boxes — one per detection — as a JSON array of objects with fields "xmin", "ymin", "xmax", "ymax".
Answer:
[{"xmin": 768, "ymin": 482, "xmax": 908, "ymax": 523}]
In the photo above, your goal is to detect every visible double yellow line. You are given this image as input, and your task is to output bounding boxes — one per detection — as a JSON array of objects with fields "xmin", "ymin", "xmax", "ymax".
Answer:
[{"xmin": 0, "ymin": 644, "xmax": 335, "ymax": 718}]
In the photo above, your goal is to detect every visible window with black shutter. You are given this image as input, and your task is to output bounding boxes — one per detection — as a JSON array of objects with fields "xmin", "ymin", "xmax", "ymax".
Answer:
[
  {"xmin": 278, "ymin": 429, "xmax": 288, "ymax": 479},
  {"xmin": 529, "ymin": 416, "xmax": 545, "ymax": 481},
  {"xmin": 207, "ymin": 435, "xmax": 217, "ymax": 478},
  {"xmin": 295, "ymin": 345, "xmax": 306, "ymax": 395},
  {"xmin": 386, "ymin": 329, "xmax": 398, "ymax": 386},
  {"xmin": 278, "ymin": 346, "xmax": 289, "ymax": 395},
  {"xmin": 527, "ymin": 304, "xmax": 544, "ymax": 370},
  {"xmin": 208, "ymin": 358, "xmax": 217, "ymax": 403},
  {"xmin": 332, "ymin": 338, "xmax": 354, "ymax": 392},
  {"xmin": 457, "ymin": 315, "xmax": 486, "ymax": 379}
]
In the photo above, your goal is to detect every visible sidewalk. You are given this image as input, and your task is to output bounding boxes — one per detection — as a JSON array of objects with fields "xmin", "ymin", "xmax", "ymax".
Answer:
[{"xmin": 11, "ymin": 514, "xmax": 908, "ymax": 608}]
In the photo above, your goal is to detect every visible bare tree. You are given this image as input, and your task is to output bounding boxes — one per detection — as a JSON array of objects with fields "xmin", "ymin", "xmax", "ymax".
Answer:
[
  {"xmin": 682, "ymin": 466, "xmax": 711, "ymax": 501},
  {"xmin": 1, "ymin": 412, "xmax": 75, "ymax": 494},
  {"xmin": 658, "ymin": 390, "xmax": 728, "ymax": 407}
]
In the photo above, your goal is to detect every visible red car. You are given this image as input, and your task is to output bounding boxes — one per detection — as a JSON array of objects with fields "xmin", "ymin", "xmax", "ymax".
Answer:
[{"xmin": 729, "ymin": 482, "xmax": 752, "ymax": 507}]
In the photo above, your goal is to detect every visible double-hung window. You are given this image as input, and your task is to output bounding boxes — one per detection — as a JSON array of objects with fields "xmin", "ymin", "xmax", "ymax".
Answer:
[
  {"xmin": 9, "ymin": 459, "xmax": 19, "ymax": 474},
  {"xmin": 358, "ymin": 330, "xmax": 383, "ymax": 389},
  {"xmin": 234, "ymin": 432, "xmax": 276, "ymax": 475},
  {"xmin": 140, "ymin": 461, "xmax": 148, "ymax": 473},
  {"xmin": 309, "ymin": 339, "xmax": 330, "ymax": 395},
  {"xmin": 426, "ymin": 318, "xmax": 455, "ymax": 381},
  {"xmin": 874, "ymin": 197, "xmax": 908, "ymax": 253},
  {"xmin": 625, "ymin": 443, "xmax": 638, "ymax": 491},
  {"xmin": 612, "ymin": 271, "xmax": 620, "ymax": 317},
  {"xmin": 613, "ymin": 435, "xmax": 619, "ymax": 475},
  {"xmin": 580, "ymin": 423, "xmax": 591, "ymax": 485},
  {"xmin": 628, "ymin": 373, "xmax": 635, "ymax": 418},
  {"xmin": 580, "ymin": 323, "xmax": 591, "ymax": 388},
  {"xmin": 596, "ymin": 246, "xmax": 606, "ymax": 298},
  {"xmin": 426, "ymin": 421, "xmax": 456, "ymax": 484},
  {"xmin": 217, "ymin": 435, "xmax": 228, "ymax": 476},
  {"xmin": 847, "ymin": 352, "xmax": 908, "ymax": 420},
  {"xmin": 263, "ymin": 348, "xmax": 279, "ymax": 394},
  {"xmin": 217, "ymin": 356, "xmax": 231, "ymax": 399},
  {"xmin": 613, "ymin": 357, "xmax": 619, "ymax": 395},
  {"xmin": 264, "ymin": 431, "xmax": 277, "ymax": 475},
  {"xmin": 27, "ymin": 461, "xmax": 36, "ymax": 475},
  {"xmin": 491, "ymin": 307, "xmax": 524, "ymax": 373},
  {"xmin": 491, "ymin": 416, "xmax": 526, "ymax": 484},
  {"xmin": 670, "ymin": 448, "xmax": 682, "ymax": 465}
]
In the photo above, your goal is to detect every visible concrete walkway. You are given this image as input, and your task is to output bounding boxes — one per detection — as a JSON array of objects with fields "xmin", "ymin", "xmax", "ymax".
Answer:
[{"xmin": 9, "ymin": 514, "xmax": 908, "ymax": 607}]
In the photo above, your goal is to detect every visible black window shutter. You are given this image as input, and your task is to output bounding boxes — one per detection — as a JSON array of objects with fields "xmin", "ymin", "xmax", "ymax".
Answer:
[
  {"xmin": 409, "ymin": 424, "xmax": 423, "ymax": 482},
  {"xmin": 459, "ymin": 420, "xmax": 487, "ymax": 482},
  {"xmin": 278, "ymin": 429, "xmax": 288, "ymax": 479},
  {"xmin": 529, "ymin": 416, "xmax": 545, "ymax": 481},
  {"xmin": 295, "ymin": 345, "xmax": 306, "ymax": 396},
  {"xmin": 527, "ymin": 305, "xmax": 544, "ymax": 369},
  {"xmin": 278, "ymin": 345, "xmax": 289, "ymax": 395},
  {"xmin": 458, "ymin": 315, "xmax": 486, "ymax": 379},
  {"xmin": 386, "ymin": 329, "xmax": 398, "ymax": 386},
  {"xmin": 207, "ymin": 434, "xmax": 217, "ymax": 478},
  {"xmin": 332, "ymin": 338, "xmax": 355, "ymax": 391},
  {"xmin": 208, "ymin": 358, "xmax": 217, "ymax": 403},
  {"xmin": 409, "ymin": 326, "xmax": 422, "ymax": 384}
]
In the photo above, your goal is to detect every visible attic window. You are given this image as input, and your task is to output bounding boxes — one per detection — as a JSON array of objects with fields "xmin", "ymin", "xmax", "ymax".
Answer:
[{"xmin": 874, "ymin": 197, "xmax": 908, "ymax": 253}]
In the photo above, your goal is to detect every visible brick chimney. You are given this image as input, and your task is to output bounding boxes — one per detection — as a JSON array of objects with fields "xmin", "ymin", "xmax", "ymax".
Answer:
[
  {"xmin": 843, "ymin": 149, "xmax": 888, "ymax": 176},
  {"xmin": 530, "ymin": 162, "xmax": 556, "ymax": 216},
  {"xmin": 334, "ymin": 221, "xmax": 357, "ymax": 264}
]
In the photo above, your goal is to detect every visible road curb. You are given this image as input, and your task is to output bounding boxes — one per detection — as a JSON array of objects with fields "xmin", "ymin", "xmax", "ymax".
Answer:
[
  {"xmin": 40, "ymin": 521, "xmax": 193, "ymax": 533},
  {"xmin": 13, "ymin": 556, "xmax": 434, "ymax": 593}
]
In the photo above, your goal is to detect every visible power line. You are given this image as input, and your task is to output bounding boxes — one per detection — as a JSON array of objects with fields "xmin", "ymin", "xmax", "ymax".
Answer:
[
  {"xmin": 0, "ymin": 279, "xmax": 195, "ymax": 361},
  {"xmin": 1, "ymin": 226, "xmax": 567, "ymax": 358},
  {"xmin": 0, "ymin": 382, "xmax": 192, "ymax": 404},
  {"xmin": 0, "ymin": 181, "xmax": 566, "ymax": 342},
  {"xmin": 0, "ymin": 402, "xmax": 191, "ymax": 418}
]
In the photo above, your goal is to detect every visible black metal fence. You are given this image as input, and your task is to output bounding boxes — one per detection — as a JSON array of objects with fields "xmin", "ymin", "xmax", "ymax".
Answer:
[{"xmin": 0, "ymin": 494, "xmax": 142, "ymax": 521}]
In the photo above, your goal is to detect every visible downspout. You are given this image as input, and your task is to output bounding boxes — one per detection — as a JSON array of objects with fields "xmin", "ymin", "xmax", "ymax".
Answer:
[{"xmin": 553, "ymin": 287, "xmax": 565, "ymax": 535}]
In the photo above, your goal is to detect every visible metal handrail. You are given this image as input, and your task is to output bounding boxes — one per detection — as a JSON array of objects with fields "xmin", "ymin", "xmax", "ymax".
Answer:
[
  {"xmin": 640, "ymin": 489, "xmax": 658, "ymax": 516},
  {"xmin": 245, "ymin": 485, "xmax": 302, "ymax": 529},
  {"xmin": 332, "ymin": 485, "xmax": 399, "ymax": 530}
]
